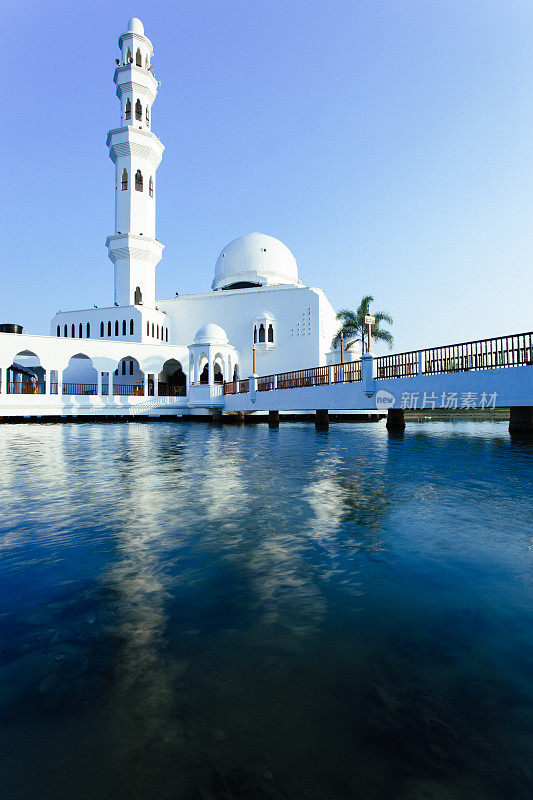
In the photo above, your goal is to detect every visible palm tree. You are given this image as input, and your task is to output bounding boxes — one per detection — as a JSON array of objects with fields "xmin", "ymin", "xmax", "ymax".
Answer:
[{"xmin": 332, "ymin": 295, "xmax": 393, "ymax": 354}]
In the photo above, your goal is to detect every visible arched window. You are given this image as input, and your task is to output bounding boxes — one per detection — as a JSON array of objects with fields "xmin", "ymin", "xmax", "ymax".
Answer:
[
  {"xmin": 268, "ymin": 324, "xmax": 274, "ymax": 343},
  {"xmin": 122, "ymin": 360, "xmax": 126, "ymax": 375},
  {"xmin": 135, "ymin": 99, "xmax": 142, "ymax": 121},
  {"xmin": 122, "ymin": 319, "xmax": 126, "ymax": 336},
  {"xmin": 149, "ymin": 176, "xmax": 153, "ymax": 197},
  {"xmin": 233, "ymin": 365, "xmax": 239, "ymax": 382},
  {"xmin": 100, "ymin": 321, "xmax": 104, "ymax": 337},
  {"xmin": 71, "ymin": 324, "xmax": 75, "ymax": 337},
  {"xmin": 115, "ymin": 320, "xmax": 119, "ymax": 336},
  {"xmin": 146, "ymin": 321, "xmax": 150, "ymax": 336},
  {"xmin": 200, "ymin": 364, "xmax": 209, "ymax": 384},
  {"xmin": 146, "ymin": 106, "xmax": 150, "ymax": 124},
  {"xmin": 136, "ymin": 48, "xmax": 142, "ymax": 66},
  {"xmin": 135, "ymin": 170, "xmax": 143, "ymax": 191},
  {"xmin": 156, "ymin": 324, "xmax": 159, "ymax": 339},
  {"xmin": 258, "ymin": 324, "xmax": 265, "ymax": 343},
  {"xmin": 121, "ymin": 169, "xmax": 128, "ymax": 190},
  {"xmin": 126, "ymin": 48, "xmax": 132, "ymax": 64},
  {"xmin": 254, "ymin": 325, "xmax": 257, "ymax": 343},
  {"xmin": 108, "ymin": 321, "xmax": 111, "ymax": 337},
  {"xmin": 130, "ymin": 318, "xmax": 134, "ymax": 335},
  {"xmin": 129, "ymin": 361, "xmax": 134, "ymax": 375},
  {"xmin": 125, "ymin": 98, "xmax": 131, "ymax": 120},
  {"xmin": 63, "ymin": 324, "xmax": 67, "ymax": 337},
  {"xmin": 86, "ymin": 322, "xmax": 90, "ymax": 338},
  {"xmin": 214, "ymin": 363, "xmax": 223, "ymax": 384},
  {"xmin": 165, "ymin": 328, "xmax": 168, "ymax": 342},
  {"xmin": 56, "ymin": 325, "xmax": 60, "ymax": 337},
  {"xmin": 152, "ymin": 323, "xmax": 155, "ymax": 337},
  {"xmin": 161, "ymin": 326, "xmax": 164, "ymax": 341},
  {"xmin": 78, "ymin": 323, "xmax": 83, "ymax": 338},
  {"xmin": 134, "ymin": 286, "xmax": 142, "ymax": 305}
]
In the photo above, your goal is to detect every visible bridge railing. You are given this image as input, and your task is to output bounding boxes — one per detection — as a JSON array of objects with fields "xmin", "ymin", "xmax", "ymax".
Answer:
[
  {"xmin": 257, "ymin": 375, "xmax": 275, "ymax": 392},
  {"xmin": 277, "ymin": 366, "xmax": 329, "ymax": 390},
  {"xmin": 422, "ymin": 332, "xmax": 532, "ymax": 374},
  {"xmin": 222, "ymin": 331, "xmax": 532, "ymax": 394},
  {"xmin": 333, "ymin": 361, "xmax": 363, "ymax": 383},
  {"xmin": 375, "ymin": 351, "xmax": 418, "ymax": 379}
]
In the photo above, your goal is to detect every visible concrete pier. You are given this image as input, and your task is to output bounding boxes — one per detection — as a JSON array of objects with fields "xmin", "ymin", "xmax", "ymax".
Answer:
[
  {"xmin": 268, "ymin": 410, "xmax": 279, "ymax": 428},
  {"xmin": 315, "ymin": 409, "xmax": 329, "ymax": 431},
  {"xmin": 509, "ymin": 406, "xmax": 533, "ymax": 434},
  {"xmin": 386, "ymin": 408, "xmax": 406, "ymax": 431}
]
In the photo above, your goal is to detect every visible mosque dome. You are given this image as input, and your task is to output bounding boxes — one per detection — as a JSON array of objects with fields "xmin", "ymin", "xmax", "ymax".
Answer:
[
  {"xmin": 212, "ymin": 233, "xmax": 299, "ymax": 291},
  {"xmin": 193, "ymin": 323, "xmax": 229, "ymax": 344},
  {"xmin": 127, "ymin": 18, "xmax": 144, "ymax": 35}
]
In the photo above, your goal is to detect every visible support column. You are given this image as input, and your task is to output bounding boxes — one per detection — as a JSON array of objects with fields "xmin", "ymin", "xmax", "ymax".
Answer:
[
  {"xmin": 57, "ymin": 369, "xmax": 63, "ymax": 398},
  {"xmin": 268, "ymin": 410, "xmax": 279, "ymax": 428},
  {"xmin": 0, "ymin": 365, "xmax": 7, "ymax": 395},
  {"xmin": 386, "ymin": 408, "xmax": 405, "ymax": 432},
  {"xmin": 509, "ymin": 406, "xmax": 533, "ymax": 434},
  {"xmin": 44, "ymin": 368, "xmax": 50, "ymax": 395},
  {"xmin": 208, "ymin": 347, "xmax": 214, "ymax": 385},
  {"xmin": 315, "ymin": 409, "xmax": 329, "ymax": 431},
  {"xmin": 97, "ymin": 371, "xmax": 103, "ymax": 396},
  {"xmin": 108, "ymin": 371, "xmax": 114, "ymax": 400},
  {"xmin": 143, "ymin": 372, "xmax": 148, "ymax": 397}
]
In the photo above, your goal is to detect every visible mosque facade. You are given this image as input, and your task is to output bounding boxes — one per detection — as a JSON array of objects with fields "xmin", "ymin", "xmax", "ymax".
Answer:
[{"xmin": 4, "ymin": 19, "xmax": 350, "ymax": 406}]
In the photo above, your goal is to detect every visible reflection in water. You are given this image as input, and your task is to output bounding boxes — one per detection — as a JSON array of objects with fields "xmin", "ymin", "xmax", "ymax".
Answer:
[{"xmin": 0, "ymin": 421, "xmax": 531, "ymax": 799}]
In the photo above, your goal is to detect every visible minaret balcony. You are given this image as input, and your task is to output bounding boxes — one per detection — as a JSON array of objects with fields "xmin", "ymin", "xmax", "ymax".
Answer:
[{"xmin": 107, "ymin": 127, "xmax": 164, "ymax": 167}]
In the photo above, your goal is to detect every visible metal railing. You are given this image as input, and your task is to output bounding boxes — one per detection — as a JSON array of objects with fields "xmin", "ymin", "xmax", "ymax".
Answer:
[
  {"xmin": 257, "ymin": 374, "xmax": 275, "ymax": 391},
  {"xmin": 113, "ymin": 384, "xmax": 144, "ymax": 396},
  {"xmin": 62, "ymin": 383, "xmax": 97, "ymax": 395},
  {"xmin": 7, "ymin": 382, "xmax": 46, "ymax": 394},
  {"xmin": 157, "ymin": 385, "xmax": 186, "ymax": 397},
  {"xmin": 277, "ymin": 366, "xmax": 329, "ymax": 390},
  {"xmin": 224, "ymin": 381, "xmax": 237, "ymax": 395},
  {"xmin": 422, "ymin": 332, "xmax": 532, "ymax": 375},
  {"xmin": 238, "ymin": 379, "xmax": 249, "ymax": 393},
  {"xmin": 375, "ymin": 351, "xmax": 418, "ymax": 380},
  {"xmin": 332, "ymin": 361, "xmax": 362, "ymax": 383}
]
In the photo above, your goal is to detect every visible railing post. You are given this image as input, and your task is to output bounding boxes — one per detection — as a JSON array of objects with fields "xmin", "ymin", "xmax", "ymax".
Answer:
[
  {"xmin": 273, "ymin": 374, "xmax": 278, "ymax": 390},
  {"xmin": 418, "ymin": 350, "xmax": 423, "ymax": 375},
  {"xmin": 329, "ymin": 364, "xmax": 335, "ymax": 384},
  {"xmin": 362, "ymin": 353, "xmax": 375, "ymax": 397},
  {"xmin": 250, "ymin": 374, "xmax": 257, "ymax": 403}
]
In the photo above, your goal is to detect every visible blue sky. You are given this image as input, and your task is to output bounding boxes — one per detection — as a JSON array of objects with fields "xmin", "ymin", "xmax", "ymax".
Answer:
[{"xmin": 2, "ymin": 0, "xmax": 532, "ymax": 352}]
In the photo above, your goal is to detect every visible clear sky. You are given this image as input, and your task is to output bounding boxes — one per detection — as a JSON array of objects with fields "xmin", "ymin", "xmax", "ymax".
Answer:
[{"xmin": 2, "ymin": 0, "xmax": 532, "ymax": 352}]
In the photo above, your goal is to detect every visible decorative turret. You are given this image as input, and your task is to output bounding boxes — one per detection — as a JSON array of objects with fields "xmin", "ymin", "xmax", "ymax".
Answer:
[{"xmin": 105, "ymin": 18, "xmax": 164, "ymax": 309}]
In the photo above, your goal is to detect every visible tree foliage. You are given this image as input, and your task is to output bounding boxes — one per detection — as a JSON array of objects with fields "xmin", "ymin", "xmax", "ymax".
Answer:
[{"xmin": 332, "ymin": 295, "xmax": 393, "ymax": 353}]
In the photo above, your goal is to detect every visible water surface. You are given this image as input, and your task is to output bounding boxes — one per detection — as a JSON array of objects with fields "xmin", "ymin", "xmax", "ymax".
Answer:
[{"xmin": 0, "ymin": 421, "xmax": 531, "ymax": 799}]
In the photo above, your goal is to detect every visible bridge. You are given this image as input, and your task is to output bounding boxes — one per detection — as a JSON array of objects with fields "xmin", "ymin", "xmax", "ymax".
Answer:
[
  {"xmin": 222, "ymin": 331, "xmax": 533, "ymax": 433},
  {"xmin": 0, "ymin": 331, "xmax": 531, "ymax": 433}
]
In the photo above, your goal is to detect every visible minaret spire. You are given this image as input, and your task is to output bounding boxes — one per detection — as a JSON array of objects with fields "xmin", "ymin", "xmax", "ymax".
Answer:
[{"xmin": 105, "ymin": 18, "xmax": 164, "ymax": 309}]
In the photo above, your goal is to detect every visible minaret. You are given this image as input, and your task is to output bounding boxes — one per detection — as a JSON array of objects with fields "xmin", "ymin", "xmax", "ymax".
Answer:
[{"xmin": 106, "ymin": 18, "xmax": 164, "ymax": 309}]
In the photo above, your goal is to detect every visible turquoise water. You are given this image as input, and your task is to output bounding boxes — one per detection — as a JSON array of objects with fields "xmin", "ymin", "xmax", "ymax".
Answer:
[{"xmin": 0, "ymin": 421, "xmax": 531, "ymax": 800}]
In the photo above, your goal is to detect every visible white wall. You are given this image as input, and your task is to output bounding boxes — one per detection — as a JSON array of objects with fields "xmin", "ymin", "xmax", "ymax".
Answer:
[{"xmin": 157, "ymin": 283, "xmax": 339, "ymax": 376}]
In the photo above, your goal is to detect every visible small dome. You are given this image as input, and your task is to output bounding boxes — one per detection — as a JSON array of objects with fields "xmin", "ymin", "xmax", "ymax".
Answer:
[
  {"xmin": 127, "ymin": 17, "xmax": 144, "ymax": 35},
  {"xmin": 213, "ymin": 232, "xmax": 299, "ymax": 291},
  {"xmin": 193, "ymin": 323, "xmax": 229, "ymax": 344}
]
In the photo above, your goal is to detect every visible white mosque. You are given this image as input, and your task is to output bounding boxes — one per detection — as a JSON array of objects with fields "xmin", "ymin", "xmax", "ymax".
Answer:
[{"xmin": 4, "ymin": 19, "xmax": 352, "ymax": 408}]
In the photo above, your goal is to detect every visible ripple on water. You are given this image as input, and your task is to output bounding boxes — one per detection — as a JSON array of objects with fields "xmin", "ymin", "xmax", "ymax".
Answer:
[{"xmin": 0, "ymin": 421, "xmax": 531, "ymax": 799}]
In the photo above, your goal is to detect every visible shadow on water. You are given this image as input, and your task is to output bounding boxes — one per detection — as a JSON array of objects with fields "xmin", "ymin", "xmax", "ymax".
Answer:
[{"xmin": 0, "ymin": 421, "xmax": 531, "ymax": 799}]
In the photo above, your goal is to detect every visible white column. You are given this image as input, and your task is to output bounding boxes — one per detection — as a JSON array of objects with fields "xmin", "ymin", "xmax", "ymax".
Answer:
[
  {"xmin": 108, "ymin": 370, "xmax": 114, "ymax": 400},
  {"xmin": 44, "ymin": 368, "xmax": 50, "ymax": 394},
  {"xmin": 328, "ymin": 365, "xmax": 335, "ymax": 384},
  {"xmin": 97, "ymin": 371, "xmax": 103, "ymax": 396},
  {"xmin": 143, "ymin": 372, "xmax": 148, "ymax": 397},
  {"xmin": 57, "ymin": 368, "xmax": 63, "ymax": 397},
  {"xmin": 208, "ymin": 346, "xmax": 214, "ymax": 385},
  {"xmin": 1, "ymin": 365, "xmax": 7, "ymax": 395}
]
